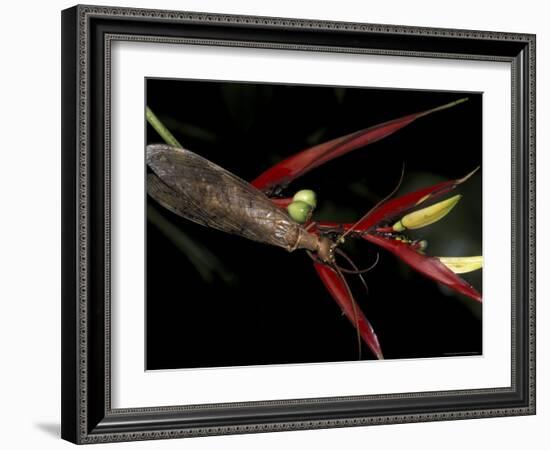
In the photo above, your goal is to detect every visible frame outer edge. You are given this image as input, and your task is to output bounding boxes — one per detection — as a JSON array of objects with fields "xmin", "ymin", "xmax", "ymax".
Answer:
[
  {"xmin": 61, "ymin": 5, "xmax": 80, "ymax": 445},
  {"xmin": 63, "ymin": 4, "xmax": 537, "ymax": 444},
  {"xmin": 77, "ymin": 3, "xmax": 534, "ymax": 40},
  {"xmin": 527, "ymin": 34, "xmax": 536, "ymax": 414}
]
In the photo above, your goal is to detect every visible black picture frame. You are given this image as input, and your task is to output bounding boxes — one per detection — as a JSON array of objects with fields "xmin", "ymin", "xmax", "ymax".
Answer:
[{"xmin": 61, "ymin": 4, "xmax": 536, "ymax": 444}]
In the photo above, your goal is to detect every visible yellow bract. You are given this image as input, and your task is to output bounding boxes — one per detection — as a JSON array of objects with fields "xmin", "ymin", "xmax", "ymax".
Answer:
[
  {"xmin": 393, "ymin": 194, "xmax": 462, "ymax": 231},
  {"xmin": 438, "ymin": 256, "xmax": 483, "ymax": 274}
]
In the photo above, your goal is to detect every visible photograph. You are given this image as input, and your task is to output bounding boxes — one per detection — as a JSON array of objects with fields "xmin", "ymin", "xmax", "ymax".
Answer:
[{"xmin": 145, "ymin": 79, "xmax": 483, "ymax": 370}]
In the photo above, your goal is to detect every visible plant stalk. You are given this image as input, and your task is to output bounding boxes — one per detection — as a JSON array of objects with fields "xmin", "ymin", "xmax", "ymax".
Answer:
[{"xmin": 146, "ymin": 106, "xmax": 182, "ymax": 148}]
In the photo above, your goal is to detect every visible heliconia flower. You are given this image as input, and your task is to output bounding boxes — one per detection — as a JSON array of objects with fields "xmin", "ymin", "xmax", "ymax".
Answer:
[
  {"xmin": 252, "ymin": 98, "xmax": 479, "ymax": 359},
  {"xmin": 317, "ymin": 171, "xmax": 482, "ymax": 303}
]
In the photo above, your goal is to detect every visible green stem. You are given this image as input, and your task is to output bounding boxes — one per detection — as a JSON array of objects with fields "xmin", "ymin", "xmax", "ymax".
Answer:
[
  {"xmin": 146, "ymin": 106, "xmax": 182, "ymax": 148},
  {"xmin": 417, "ymin": 97, "xmax": 469, "ymax": 118}
]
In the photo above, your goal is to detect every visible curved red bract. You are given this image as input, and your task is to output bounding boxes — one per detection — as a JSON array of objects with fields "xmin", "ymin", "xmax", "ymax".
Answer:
[
  {"xmin": 314, "ymin": 262, "xmax": 384, "ymax": 359},
  {"xmin": 363, "ymin": 234, "xmax": 482, "ymax": 302},
  {"xmin": 269, "ymin": 197, "xmax": 293, "ymax": 208},
  {"xmin": 252, "ymin": 99, "xmax": 468, "ymax": 192},
  {"xmin": 252, "ymin": 115, "xmax": 419, "ymax": 191},
  {"xmin": 353, "ymin": 175, "xmax": 474, "ymax": 231}
]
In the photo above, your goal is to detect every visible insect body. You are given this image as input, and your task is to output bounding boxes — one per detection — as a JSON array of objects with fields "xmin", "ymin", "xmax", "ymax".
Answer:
[{"xmin": 146, "ymin": 144, "xmax": 334, "ymax": 262}]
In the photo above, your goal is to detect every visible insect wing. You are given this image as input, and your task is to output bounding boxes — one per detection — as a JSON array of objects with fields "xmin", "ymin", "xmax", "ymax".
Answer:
[{"xmin": 146, "ymin": 144, "xmax": 301, "ymax": 251}]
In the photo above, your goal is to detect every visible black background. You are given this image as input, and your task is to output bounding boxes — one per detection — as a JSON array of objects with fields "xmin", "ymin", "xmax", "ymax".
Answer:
[{"xmin": 145, "ymin": 79, "xmax": 482, "ymax": 370}]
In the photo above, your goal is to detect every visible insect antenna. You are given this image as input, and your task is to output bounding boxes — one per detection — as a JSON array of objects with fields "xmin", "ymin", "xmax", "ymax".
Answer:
[
  {"xmin": 334, "ymin": 248, "xmax": 379, "ymax": 277},
  {"xmin": 332, "ymin": 249, "xmax": 381, "ymax": 361},
  {"xmin": 336, "ymin": 163, "xmax": 405, "ymax": 246},
  {"xmin": 333, "ymin": 248, "xmax": 374, "ymax": 311}
]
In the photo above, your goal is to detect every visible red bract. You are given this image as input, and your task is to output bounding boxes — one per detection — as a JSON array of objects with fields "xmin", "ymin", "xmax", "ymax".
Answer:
[
  {"xmin": 314, "ymin": 262, "xmax": 383, "ymax": 360},
  {"xmin": 351, "ymin": 169, "xmax": 478, "ymax": 232},
  {"xmin": 314, "ymin": 173, "xmax": 482, "ymax": 303},
  {"xmin": 252, "ymin": 98, "xmax": 468, "ymax": 192},
  {"xmin": 362, "ymin": 234, "xmax": 481, "ymax": 302},
  {"xmin": 269, "ymin": 197, "xmax": 293, "ymax": 208}
]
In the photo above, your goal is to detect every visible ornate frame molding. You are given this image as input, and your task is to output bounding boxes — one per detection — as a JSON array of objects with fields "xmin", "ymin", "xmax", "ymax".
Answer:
[{"xmin": 61, "ymin": 5, "xmax": 535, "ymax": 444}]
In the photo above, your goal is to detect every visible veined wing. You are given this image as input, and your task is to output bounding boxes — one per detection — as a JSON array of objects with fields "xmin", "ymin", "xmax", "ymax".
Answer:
[{"xmin": 146, "ymin": 144, "xmax": 303, "ymax": 252}]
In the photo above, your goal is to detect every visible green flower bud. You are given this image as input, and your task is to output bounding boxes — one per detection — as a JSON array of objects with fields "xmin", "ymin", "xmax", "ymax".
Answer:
[
  {"xmin": 293, "ymin": 189, "xmax": 317, "ymax": 209},
  {"xmin": 287, "ymin": 201, "xmax": 312, "ymax": 224}
]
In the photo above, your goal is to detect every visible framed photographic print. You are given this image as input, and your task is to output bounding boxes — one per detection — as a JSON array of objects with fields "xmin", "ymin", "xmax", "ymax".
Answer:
[{"xmin": 61, "ymin": 4, "xmax": 536, "ymax": 444}]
